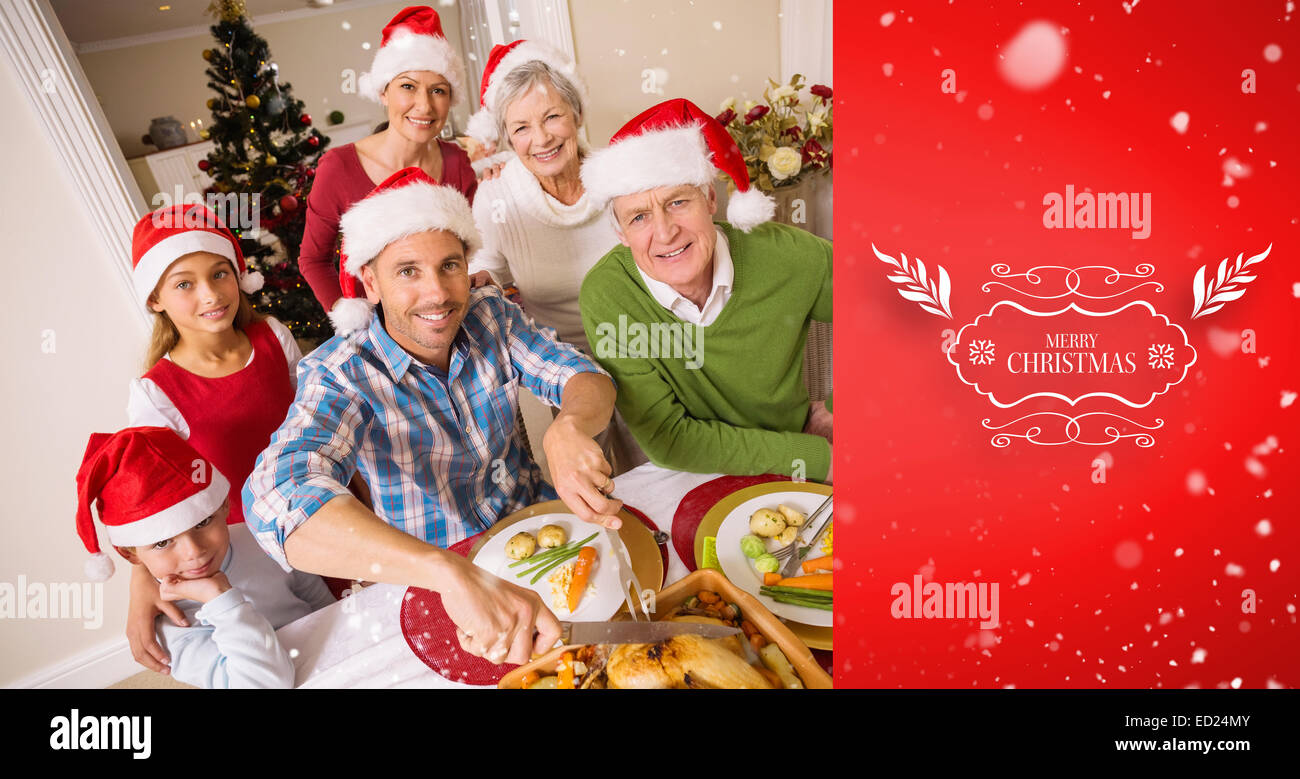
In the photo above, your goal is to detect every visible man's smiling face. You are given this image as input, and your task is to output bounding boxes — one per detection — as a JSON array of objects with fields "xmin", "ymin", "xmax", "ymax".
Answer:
[
  {"xmin": 611, "ymin": 183, "xmax": 718, "ymax": 293},
  {"xmin": 360, "ymin": 230, "xmax": 471, "ymax": 370}
]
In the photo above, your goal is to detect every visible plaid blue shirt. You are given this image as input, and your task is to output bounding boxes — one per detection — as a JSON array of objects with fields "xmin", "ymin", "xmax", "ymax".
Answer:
[{"xmin": 242, "ymin": 286, "xmax": 608, "ymax": 571}]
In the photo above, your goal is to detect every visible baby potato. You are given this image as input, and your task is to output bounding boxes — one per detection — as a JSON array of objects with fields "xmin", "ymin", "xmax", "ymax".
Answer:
[
  {"xmin": 536, "ymin": 524, "xmax": 567, "ymax": 549},
  {"xmin": 505, "ymin": 531, "xmax": 537, "ymax": 561},
  {"xmin": 776, "ymin": 525, "xmax": 799, "ymax": 546},
  {"xmin": 777, "ymin": 504, "xmax": 806, "ymax": 527},
  {"xmin": 749, "ymin": 508, "xmax": 787, "ymax": 538}
]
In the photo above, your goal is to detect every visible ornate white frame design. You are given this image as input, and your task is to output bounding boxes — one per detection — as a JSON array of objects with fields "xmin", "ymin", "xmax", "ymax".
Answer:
[
  {"xmin": 945, "ymin": 299, "xmax": 1198, "ymax": 409},
  {"xmin": 0, "ymin": 0, "xmax": 149, "ymax": 326}
]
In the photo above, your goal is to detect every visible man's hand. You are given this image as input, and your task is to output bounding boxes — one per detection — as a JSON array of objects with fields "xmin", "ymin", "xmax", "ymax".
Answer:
[
  {"xmin": 803, "ymin": 400, "xmax": 833, "ymax": 443},
  {"xmin": 469, "ymin": 270, "xmax": 496, "ymax": 289},
  {"xmin": 438, "ymin": 555, "xmax": 562, "ymax": 665},
  {"xmin": 159, "ymin": 572, "xmax": 232, "ymax": 605},
  {"xmin": 544, "ymin": 415, "xmax": 623, "ymax": 528},
  {"xmin": 126, "ymin": 562, "xmax": 187, "ymax": 674}
]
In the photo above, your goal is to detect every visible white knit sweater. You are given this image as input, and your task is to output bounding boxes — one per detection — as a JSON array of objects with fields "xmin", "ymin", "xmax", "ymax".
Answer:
[{"xmin": 469, "ymin": 156, "xmax": 620, "ymax": 352}]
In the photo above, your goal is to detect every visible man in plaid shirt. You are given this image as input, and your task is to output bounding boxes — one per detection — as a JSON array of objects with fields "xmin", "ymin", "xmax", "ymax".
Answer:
[{"xmin": 244, "ymin": 169, "xmax": 620, "ymax": 665}]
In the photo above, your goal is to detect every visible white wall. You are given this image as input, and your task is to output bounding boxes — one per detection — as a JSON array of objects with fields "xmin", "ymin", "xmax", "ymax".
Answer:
[
  {"xmin": 0, "ymin": 50, "xmax": 148, "ymax": 687},
  {"xmin": 75, "ymin": 1, "xmax": 467, "ymax": 160},
  {"xmin": 567, "ymin": 0, "xmax": 781, "ymax": 143}
]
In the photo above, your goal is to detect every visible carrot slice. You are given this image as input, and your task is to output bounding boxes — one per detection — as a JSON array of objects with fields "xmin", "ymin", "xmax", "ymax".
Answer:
[
  {"xmin": 801, "ymin": 555, "xmax": 833, "ymax": 574},
  {"xmin": 556, "ymin": 652, "xmax": 575, "ymax": 689},
  {"xmin": 775, "ymin": 573, "xmax": 833, "ymax": 591},
  {"xmin": 763, "ymin": 572, "xmax": 783, "ymax": 586},
  {"xmin": 567, "ymin": 547, "xmax": 597, "ymax": 612}
]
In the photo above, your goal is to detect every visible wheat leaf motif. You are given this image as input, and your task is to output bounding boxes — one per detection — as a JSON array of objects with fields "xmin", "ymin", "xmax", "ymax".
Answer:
[
  {"xmin": 1191, "ymin": 244, "xmax": 1270, "ymax": 319},
  {"xmin": 873, "ymin": 244, "xmax": 954, "ymax": 319}
]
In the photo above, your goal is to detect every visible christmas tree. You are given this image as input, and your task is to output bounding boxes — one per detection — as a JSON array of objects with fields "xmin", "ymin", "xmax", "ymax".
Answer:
[{"xmin": 199, "ymin": 0, "xmax": 331, "ymax": 340}]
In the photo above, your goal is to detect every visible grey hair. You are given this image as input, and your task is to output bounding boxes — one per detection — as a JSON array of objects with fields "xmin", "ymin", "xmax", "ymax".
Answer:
[
  {"xmin": 493, "ymin": 60, "xmax": 585, "ymax": 142},
  {"xmin": 604, "ymin": 182, "xmax": 716, "ymax": 235}
]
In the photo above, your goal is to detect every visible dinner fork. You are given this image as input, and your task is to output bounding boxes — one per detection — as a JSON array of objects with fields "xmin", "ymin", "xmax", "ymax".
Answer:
[{"xmin": 773, "ymin": 495, "xmax": 833, "ymax": 578}]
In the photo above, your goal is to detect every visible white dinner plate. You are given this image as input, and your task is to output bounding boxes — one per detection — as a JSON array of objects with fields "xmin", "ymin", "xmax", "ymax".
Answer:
[
  {"xmin": 715, "ymin": 492, "xmax": 833, "ymax": 627},
  {"xmin": 471, "ymin": 514, "xmax": 623, "ymax": 622}
]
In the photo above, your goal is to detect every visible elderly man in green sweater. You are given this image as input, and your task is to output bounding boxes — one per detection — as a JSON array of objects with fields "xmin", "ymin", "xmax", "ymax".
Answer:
[{"xmin": 578, "ymin": 98, "xmax": 833, "ymax": 483}]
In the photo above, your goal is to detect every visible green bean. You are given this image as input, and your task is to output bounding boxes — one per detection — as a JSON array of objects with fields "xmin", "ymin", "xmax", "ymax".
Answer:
[
  {"xmin": 508, "ymin": 532, "xmax": 598, "ymax": 569},
  {"xmin": 528, "ymin": 547, "xmax": 583, "ymax": 585},
  {"xmin": 759, "ymin": 585, "xmax": 833, "ymax": 599},
  {"xmin": 763, "ymin": 593, "xmax": 833, "ymax": 611}
]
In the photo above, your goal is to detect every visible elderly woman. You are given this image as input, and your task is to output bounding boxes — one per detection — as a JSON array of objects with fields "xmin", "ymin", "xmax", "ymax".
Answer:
[
  {"xmin": 298, "ymin": 6, "xmax": 478, "ymax": 332},
  {"xmin": 466, "ymin": 41, "xmax": 646, "ymax": 474}
]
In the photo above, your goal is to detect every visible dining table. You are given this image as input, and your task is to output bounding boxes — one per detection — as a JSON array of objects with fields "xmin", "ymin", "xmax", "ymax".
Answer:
[{"xmin": 275, "ymin": 462, "xmax": 828, "ymax": 688}]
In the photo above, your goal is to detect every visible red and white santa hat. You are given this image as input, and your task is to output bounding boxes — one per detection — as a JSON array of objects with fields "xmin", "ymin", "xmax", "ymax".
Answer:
[
  {"xmin": 580, "ymin": 97, "xmax": 775, "ymax": 232},
  {"xmin": 465, "ymin": 39, "xmax": 588, "ymax": 146},
  {"xmin": 131, "ymin": 203, "xmax": 263, "ymax": 310},
  {"xmin": 75, "ymin": 427, "xmax": 230, "ymax": 582},
  {"xmin": 358, "ymin": 6, "xmax": 466, "ymax": 105},
  {"xmin": 330, "ymin": 166, "xmax": 482, "ymax": 334}
]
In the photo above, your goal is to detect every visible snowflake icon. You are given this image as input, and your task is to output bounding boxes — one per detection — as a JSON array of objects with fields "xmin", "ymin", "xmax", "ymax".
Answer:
[
  {"xmin": 969, "ymin": 338, "xmax": 997, "ymax": 366},
  {"xmin": 1148, "ymin": 343, "xmax": 1175, "ymax": 370}
]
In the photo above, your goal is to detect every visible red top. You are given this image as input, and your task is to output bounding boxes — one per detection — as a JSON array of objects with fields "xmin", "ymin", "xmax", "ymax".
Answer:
[
  {"xmin": 141, "ymin": 320, "xmax": 296, "ymax": 526},
  {"xmin": 299, "ymin": 139, "xmax": 478, "ymax": 311}
]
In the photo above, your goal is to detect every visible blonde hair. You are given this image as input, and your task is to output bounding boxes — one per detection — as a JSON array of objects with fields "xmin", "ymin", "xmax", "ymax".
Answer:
[{"xmin": 142, "ymin": 259, "xmax": 265, "ymax": 371}]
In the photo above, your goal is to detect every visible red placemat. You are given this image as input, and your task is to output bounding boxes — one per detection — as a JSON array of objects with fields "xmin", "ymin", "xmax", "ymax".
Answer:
[
  {"xmin": 671, "ymin": 474, "xmax": 788, "ymax": 571},
  {"xmin": 400, "ymin": 505, "xmax": 665, "ymax": 683}
]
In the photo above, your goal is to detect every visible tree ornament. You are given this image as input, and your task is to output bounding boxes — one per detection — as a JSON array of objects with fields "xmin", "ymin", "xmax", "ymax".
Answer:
[
  {"xmin": 202, "ymin": 49, "xmax": 214, "ymax": 61},
  {"xmin": 207, "ymin": 98, "xmax": 218, "ymax": 110},
  {"xmin": 199, "ymin": 129, "xmax": 211, "ymax": 140},
  {"xmin": 264, "ymin": 154, "xmax": 277, "ymax": 166},
  {"xmin": 299, "ymin": 113, "xmax": 312, "ymax": 127},
  {"xmin": 306, "ymin": 135, "xmax": 320, "ymax": 148},
  {"xmin": 197, "ymin": 159, "xmax": 211, "ymax": 171},
  {"xmin": 245, "ymin": 95, "xmax": 261, "ymax": 109},
  {"xmin": 265, "ymin": 94, "xmax": 286, "ymax": 116},
  {"xmin": 279, "ymin": 194, "xmax": 299, "ymax": 212}
]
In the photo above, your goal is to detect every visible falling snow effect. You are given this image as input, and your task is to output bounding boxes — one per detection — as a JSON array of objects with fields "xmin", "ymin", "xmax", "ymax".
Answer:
[
  {"xmin": 999, "ymin": 21, "xmax": 1068, "ymax": 90},
  {"xmin": 1170, "ymin": 111, "xmax": 1190, "ymax": 134}
]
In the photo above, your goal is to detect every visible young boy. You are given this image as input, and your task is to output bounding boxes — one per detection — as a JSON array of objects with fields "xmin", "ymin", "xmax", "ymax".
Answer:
[{"xmin": 76, "ymin": 426, "xmax": 335, "ymax": 688}]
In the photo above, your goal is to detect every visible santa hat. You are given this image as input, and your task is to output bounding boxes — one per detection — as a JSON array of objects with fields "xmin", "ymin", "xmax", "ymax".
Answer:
[
  {"xmin": 330, "ymin": 166, "xmax": 483, "ymax": 334},
  {"xmin": 465, "ymin": 39, "xmax": 588, "ymax": 146},
  {"xmin": 131, "ymin": 203, "xmax": 263, "ymax": 310},
  {"xmin": 580, "ymin": 97, "xmax": 775, "ymax": 232},
  {"xmin": 74, "ymin": 427, "xmax": 230, "ymax": 582},
  {"xmin": 358, "ymin": 6, "xmax": 466, "ymax": 105}
]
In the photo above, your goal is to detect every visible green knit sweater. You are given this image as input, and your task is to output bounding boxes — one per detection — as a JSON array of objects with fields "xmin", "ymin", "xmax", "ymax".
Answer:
[{"xmin": 580, "ymin": 221, "xmax": 832, "ymax": 480}]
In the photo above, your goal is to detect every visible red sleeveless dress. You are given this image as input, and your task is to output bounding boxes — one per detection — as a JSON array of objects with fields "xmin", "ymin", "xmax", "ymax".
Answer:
[{"xmin": 142, "ymin": 320, "xmax": 295, "ymax": 525}]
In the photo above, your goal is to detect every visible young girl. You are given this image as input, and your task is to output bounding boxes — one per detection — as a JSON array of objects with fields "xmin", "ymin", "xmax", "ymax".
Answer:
[{"xmin": 123, "ymin": 202, "xmax": 302, "ymax": 676}]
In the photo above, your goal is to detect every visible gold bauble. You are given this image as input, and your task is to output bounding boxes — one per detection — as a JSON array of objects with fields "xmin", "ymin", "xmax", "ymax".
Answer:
[
  {"xmin": 199, "ymin": 129, "xmax": 210, "ymax": 140},
  {"xmin": 245, "ymin": 95, "xmax": 261, "ymax": 109},
  {"xmin": 264, "ymin": 154, "xmax": 277, "ymax": 166},
  {"xmin": 206, "ymin": 98, "xmax": 217, "ymax": 110},
  {"xmin": 202, "ymin": 49, "xmax": 213, "ymax": 61}
]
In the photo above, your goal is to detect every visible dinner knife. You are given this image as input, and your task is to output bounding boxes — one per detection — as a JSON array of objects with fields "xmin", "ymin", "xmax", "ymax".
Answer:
[{"xmin": 559, "ymin": 620, "xmax": 741, "ymax": 646}]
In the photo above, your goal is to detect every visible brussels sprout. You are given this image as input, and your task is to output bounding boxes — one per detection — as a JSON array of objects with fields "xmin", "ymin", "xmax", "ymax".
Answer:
[
  {"xmin": 739, "ymin": 534, "xmax": 767, "ymax": 559},
  {"xmin": 754, "ymin": 553, "xmax": 780, "ymax": 574}
]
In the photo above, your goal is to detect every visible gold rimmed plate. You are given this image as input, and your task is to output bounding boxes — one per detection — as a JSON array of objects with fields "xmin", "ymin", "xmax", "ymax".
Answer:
[
  {"xmin": 469, "ymin": 500, "xmax": 663, "ymax": 620},
  {"xmin": 694, "ymin": 481, "xmax": 833, "ymax": 650}
]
